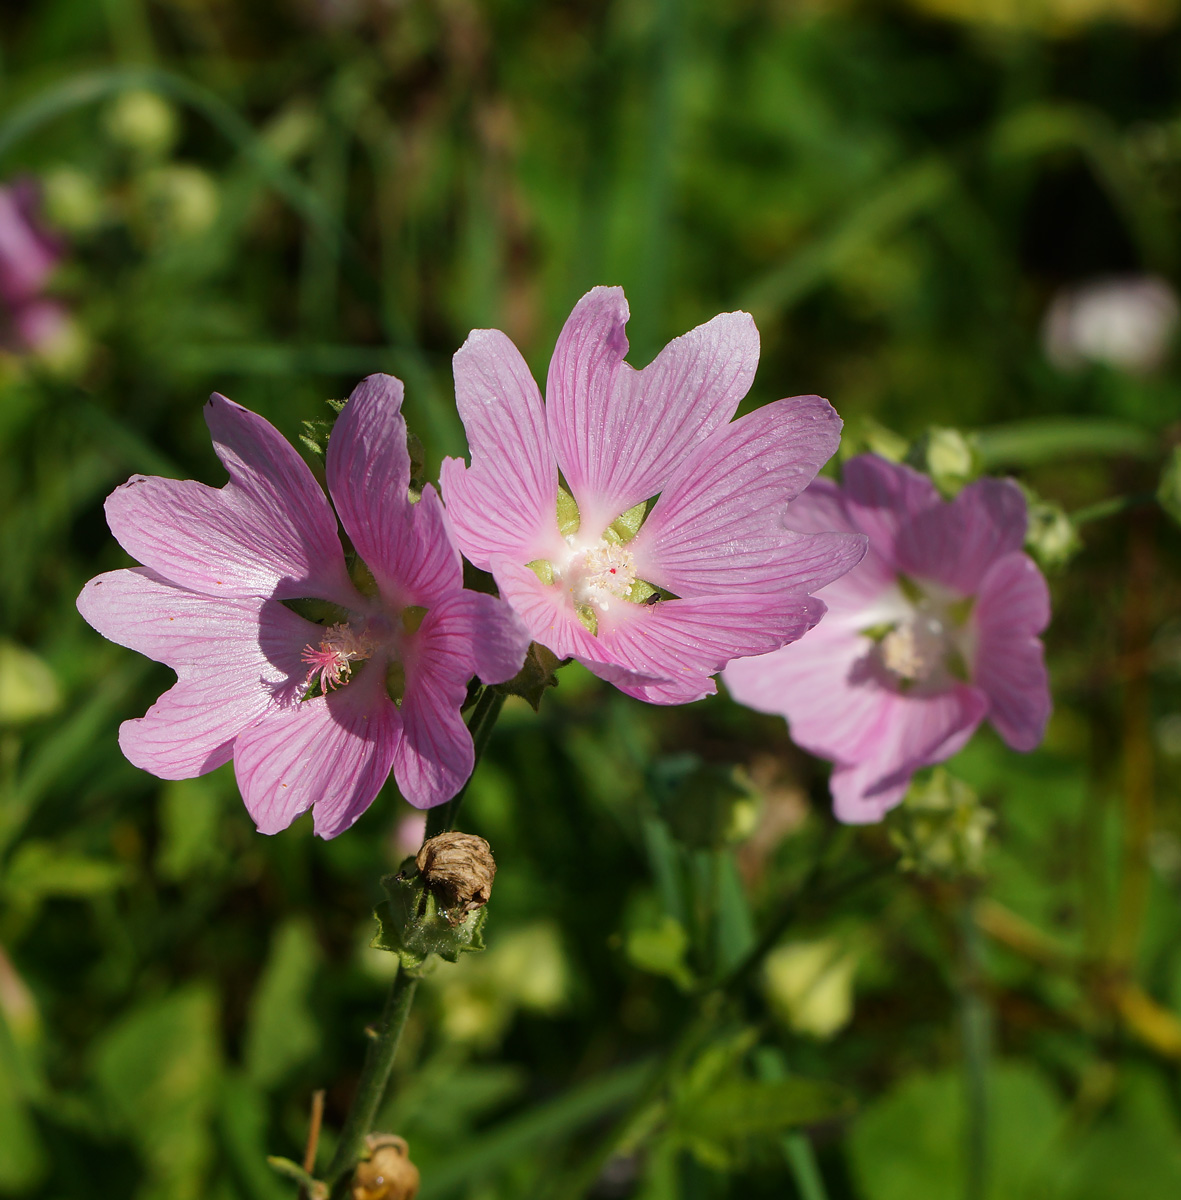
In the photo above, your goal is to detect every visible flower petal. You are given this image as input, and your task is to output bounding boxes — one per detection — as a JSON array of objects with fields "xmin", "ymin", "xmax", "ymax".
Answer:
[
  {"xmin": 549, "ymin": 295, "xmax": 761, "ymax": 532},
  {"xmin": 77, "ymin": 568, "xmax": 314, "ymax": 778},
  {"xmin": 234, "ymin": 664, "xmax": 400, "ymax": 838},
  {"xmin": 827, "ymin": 684, "xmax": 989, "ymax": 823},
  {"xmin": 595, "ymin": 591, "xmax": 828, "ymax": 705},
  {"xmin": 841, "ymin": 455, "xmax": 940, "ymax": 572},
  {"xmin": 972, "ymin": 552, "xmax": 1051, "ymax": 751},
  {"xmin": 105, "ymin": 393, "xmax": 354, "ymax": 604},
  {"xmin": 415, "ymin": 589, "xmax": 530, "ymax": 687},
  {"xmin": 723, "ymin": 627, "xmax": 893, "ymax": 766},
  {"xmin": 631, "ymin": 396, "xmax": 850, "ymax": 596},
  {"xmin": 895, "ymin": 477, "xmax": 1027, "ymax": 595},
  {"xmin": 442, "ymin": 329, "xmax": 561, "ymax": 567},
  {"xmin": 326, "ymin": 374, "xmax": 462, "ymax": 607}
]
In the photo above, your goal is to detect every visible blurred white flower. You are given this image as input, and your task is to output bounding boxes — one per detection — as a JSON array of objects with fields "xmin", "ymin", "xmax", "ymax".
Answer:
[{"xmin": 1043, "ymin": 274, "xmax": 1179, "ymax": 374}]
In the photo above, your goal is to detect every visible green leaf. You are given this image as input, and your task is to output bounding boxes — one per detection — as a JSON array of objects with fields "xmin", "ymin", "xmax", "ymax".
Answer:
[
  {"xmin": 3, "ymin": 840, "xmax": 129, "ymax": 901},
  {"xmin": 156, "ymin": 776, "xmax": 224, "ymax": 882},
  {"xmin": 92, "ymin": 986, "xmax": 222, "ymax": 1200},
  {"xmin": 626, "ymin": 915, "xmax": 695, "ymax": 990},
  {"xmin": 243, "ymin": 919, "xmax": 321, "ymax": 1089},
  {"xmin": 0, "ymin": 1029, "xmax": 46, "ymax": 1192},
  {"xmin": 1158, "ymin": 445, "xmax": 1181, "ymax": 528},
  {"xmin": 675, "ymin": 1075, "xmax": 854, "ymax": 1142}
]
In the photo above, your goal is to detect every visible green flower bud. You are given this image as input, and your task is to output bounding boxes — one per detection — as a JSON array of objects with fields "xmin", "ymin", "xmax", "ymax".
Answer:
[
  {"xmin": 136, "ymin": 165, "xmax": 220, "ymax": 240},
  {"xmin": 0, "ymin": 641, "xmax": 62, "ymax": 725},
  {"xmin": 41, "ymin": 168, "xmax": 105, "ymax": 234},
  {"xmin": 907, "ymin": 426, "xmax": 979, "ymax": 497},
  {"xmin": 1025, "ymin": 495, "xmax": 1082, "ymax": 571},
  {"xmin": 888, "ymin": 768, "xmax": 993, "ymax": 877},
  {"xmin": 103, "ymin": 89, "xmax": 179, "ymax": 158},
  {"xmin": 764, "ymin": 937, "xmax": 859, "ymax": 1039}
]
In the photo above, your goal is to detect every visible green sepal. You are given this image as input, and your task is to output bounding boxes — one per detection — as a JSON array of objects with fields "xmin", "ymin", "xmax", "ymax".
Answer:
[
  {"xmin": 526, "ymin": 559, "xmax": 555, "ymax": 586},
  {"xmin": 280, "ymin": 597, "xmax": 351, "ymax": 626},
  {"xmin": 605, "ymin": 499, "xmax": 649, "ymax": 544},
  {"xmin": 575, "ymin": 604, "xmax": 598, "ymax": 635},
  {"xmin": 401, "ymin": 605, "xmax": 427, "ymax": 634},
  {"xmin": 495, "ymin": 642, "xmax": 566, "ymax": 711},
  {"xmin": 859, "ymin": 621, "xmax": 895, "ymax": 642},
  {"xmin": 371, "ymin": 863, "xmax": 489, "ymax": 975},
  {"xmin": 298, "ymin": 418, "xmax": 334, "ymax": 463},
  {"xmin": 897, "ymin": 574, "xmax": 924, "ymax": 605},
  {"xmin": 556, "ymin": 486, "xmax": 580, "ymax": 537}
]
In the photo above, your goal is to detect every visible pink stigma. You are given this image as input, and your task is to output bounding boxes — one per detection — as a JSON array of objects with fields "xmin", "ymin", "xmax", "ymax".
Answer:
[{"xmin": 301, "ymin": 622, "xmax": 373, "ymax": 693}]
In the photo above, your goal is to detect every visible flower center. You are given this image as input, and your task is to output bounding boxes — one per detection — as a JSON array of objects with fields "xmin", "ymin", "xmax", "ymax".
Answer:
[
  {"xmin": 301, "ymin": 622, "xmax": 377, "ymax": 694},
  {"xmin": 879, "ymin": 613, "xmax": 950, "ymax": 683},
  {"xmin": 561, "ymin": 541, "xmax": 637, "ymax": 611}
]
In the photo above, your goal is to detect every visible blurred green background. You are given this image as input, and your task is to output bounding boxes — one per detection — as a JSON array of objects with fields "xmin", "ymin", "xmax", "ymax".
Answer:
[{"xmin": 3, "ymin": 0, "xmax": 1181, "ymax": 1196}]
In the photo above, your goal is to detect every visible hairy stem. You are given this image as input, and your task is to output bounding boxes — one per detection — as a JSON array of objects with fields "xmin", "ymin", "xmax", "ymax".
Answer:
[{"xmin": 326, "ymin": 969, "xmax": 419, "ymax": 1192}]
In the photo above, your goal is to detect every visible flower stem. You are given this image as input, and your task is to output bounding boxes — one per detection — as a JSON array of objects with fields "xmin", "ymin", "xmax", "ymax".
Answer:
[
  {"xmin": 325, "ymin": 968, "xmax": 419, "ymax": 1192},
  {"xmin": 1070, "ymin": 491, "xmax": 1155, "ymax": 527},
  {"xmin": 425, "ymin": 686, "xmax": 506, "ymax": 839},
  {"xmin": 960, "ymin": 891, "xmax": 990, "ymax": 1200}
]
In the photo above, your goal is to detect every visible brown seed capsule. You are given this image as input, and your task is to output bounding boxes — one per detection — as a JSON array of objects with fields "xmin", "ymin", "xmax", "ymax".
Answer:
[
  {"xmin": 415, "ymin": 831, "xmax": 496, "ymax": 921},
  {"xmin": 351, "ymin": 1134, "xmax": 420, "ymax": 1200}
]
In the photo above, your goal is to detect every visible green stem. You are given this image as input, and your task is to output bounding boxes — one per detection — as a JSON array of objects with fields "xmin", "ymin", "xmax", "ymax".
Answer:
[
  {"xmin": 960, "ymin": 893, "xmax": 990, "ymax": 1200},
  {"xmin": 425, "ymin": 687, "xmax": 506, "ymax": 839},
  {"xmin": 1070, "ymin": 491, "xmax": 1155, "ymax": 527},
  {"xmin": 325, "ymin": 968, "xmax": 419, "ymax": 1191}
]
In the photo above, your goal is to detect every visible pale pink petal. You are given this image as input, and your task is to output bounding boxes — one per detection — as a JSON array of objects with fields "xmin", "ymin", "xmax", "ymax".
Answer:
[
  {"xmin": 489, "ymin": 555, "xmax": 611, "ymax": 662},
  {"xmin": 723, "ymin": 627, "xmax": 893, "ymax": 766},
  {"xmin": 77, "ymin": 568, "xmax": 313, "ymax": 778},
  {"xmin": 630, "ymin": 396, "xmax": 850, "ymax": 596},
  {"xmin": 411, "ymin": 590, "xmax": 530, "ymax": 687},
  {"xmin": 827, "ymin": 684, "xmax": 989, "ymax": 823},
  {"xmin": 105, "ymin": 394, "xmax": 355, "ymax": 605},
  {"xmin": 443, "ymin": 329, "xmax": 561, "ymax": 567},
  {"xmin": 0, "ymin": 183, "xmax": 59, "ymax": 305},
  {"xmin": 234, "ymin": 664, "xmax": 400, "ymax": 838},
  {"xmin": 556, "ymin": 307, "xmax": 761, "ymax": 532},
  {"xmin": 325, "ymin": 374, "xmax": 462, "ymax": 607},
  {"xmin": 972, "ymin": 552, "xmax": 1051, "ymax": 751},
  {"xmin": 594, "ymin": 591, "xmax": 828, "ymax": 705},
  {"xmin": 781, "ymin": 479, "xmax": 897, "ymax": 608},
  {"xmin": 841, "ymin": 455, "xmax": 940, "ymax": 572},
  {"xmin": 896, "ymin": 478, "xmax": 1027, "ymax": 595}
]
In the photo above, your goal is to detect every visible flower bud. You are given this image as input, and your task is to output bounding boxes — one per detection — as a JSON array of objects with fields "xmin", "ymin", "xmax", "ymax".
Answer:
[
  {"xmin": 1024, "ymin": 495, "xmax": 1082, "ymax": 571},
  {"xmin": 41, "ymin": 168, "xmax": 105, "ymax": 234},
  {"xmin": 0, "ymin": 640, "xmax": 61, "ymax": 725},
  {"xmin": 352, "ymin": 1134, "xmax": 419, "ymax": 1200},
  {"xmin": 764, "ymin": 937, "xmax": 859, "ymax": 1040},
  {"xmin": 888, "ymin": 768, "xmax": 993, "ymax": 877},
  {"xmin": 906, "ymin": 427, "xmax": 978, "ymax": 497},
  {"xmin": 104, "ymin": 90, "xmax": 179, "ymax": 158},
  {"xmin": 137, "ymin": 165, "xmax": 220, "ymax": 239},
  {"xmin": 416, "ymin": 832, "xmax": 496, "ymax": 921}
]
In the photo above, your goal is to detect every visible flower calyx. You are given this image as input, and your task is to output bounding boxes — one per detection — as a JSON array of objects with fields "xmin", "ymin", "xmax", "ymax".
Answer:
[
  {"xmin": 352, "ymin": 1134, "xmax": 420, "ymax": 1200},
  {"xmin": 371, "ymin": 832, "xmax": 495, "ymax": 973}
]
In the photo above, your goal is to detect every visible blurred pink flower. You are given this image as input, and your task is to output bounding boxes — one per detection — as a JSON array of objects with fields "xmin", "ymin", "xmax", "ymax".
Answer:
[
  {"xmin": 441, "ymin": 286, "xmax": 865, "ymax": 704},
  {"xmin": 724, "ymin": 455, "xmax": 1051, "ymax": 823},
  {"xmin": 0, "ymin": 179, "xmax": 68, "ymax": 354},
  {"xmin": 78, "ymin": 375, "xmax": 530, "ymax": 837}
]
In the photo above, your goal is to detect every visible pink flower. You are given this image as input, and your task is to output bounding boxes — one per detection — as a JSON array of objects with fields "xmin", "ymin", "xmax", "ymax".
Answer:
[
  {"xmin": 0, "ymin": 179, "xmax": 68, "ymax": 354},
  {"xmin": 440, "ymin": 286, "xmax": 866, "ymax": 704},
  {"xmin": 723, "ymin": 455, "xmax": 1051, "ymax": 823},
  {"xmin": 77, "ymin": 375, "xmax": 530, "ymax": 837}
]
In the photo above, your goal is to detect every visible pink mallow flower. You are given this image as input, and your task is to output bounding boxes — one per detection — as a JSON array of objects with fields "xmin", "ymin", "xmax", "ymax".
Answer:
[
  {"xmin": 0, "ymin": 179, "xmax": 68, "ymax": 355},
  {"xmin": 723, "ymin": 455, "xmax": 1051, "ymax": 823},
  {"xmin": 440, "ymin": 286, "xmax": 867, "ymax": 704},
  {"xmin": 77, "ymin": 375, "xmax": 530, "ymax": 837}
]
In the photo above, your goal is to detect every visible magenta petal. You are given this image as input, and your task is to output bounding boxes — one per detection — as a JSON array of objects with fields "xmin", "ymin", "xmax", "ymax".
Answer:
[
  {"xmin": 631, "ymin": 396, "xmax": 850, "ymax": 596},
  {"xmin": 418, "ymin": 590, "xmax": 530, "ymax": 687},
  {"xmin": 841, "ymin": 455, "xmax": 940, "ymax": 571},
  {"xmin": 235, "ymin": 665, "xmax": 401, "ymax": 838},
  {"xmin": 77, "ymin": 568, "xmax": 313, "ymax": 778},
  {"xmin": 326, "ymin": 374, "xmax": 461, "ymax": 607},
  {"xmin": 972, "ymin": 552, "xmax": 1051, "ymax": 751},
  {"xmin": 105, "ymin": 394, "xmax": 354, "ymax": 605},
  {"xmin": 557, "ymin": 306, "xmax": 761, "ymax": 532},
  {"xmin": 827, "ymin": 684, "xmax": 989, "ymax": 823},
  {"xmin": 490, "ymin": 555, "xmax": 609, "ymax": 661},
  {"xmin": 596, "ymin": 591, "xmax": 828, "ymax": 705},
  {"xmin": 444, "ymin": 329, "xmax": 561, "ymax": 567},
  {"xmin": 895, "ymin": 477, "xmax": 1027, "ymax": 594}
]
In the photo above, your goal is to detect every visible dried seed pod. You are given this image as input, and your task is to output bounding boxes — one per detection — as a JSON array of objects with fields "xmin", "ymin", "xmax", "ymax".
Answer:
[
  {"xmin": 351, "ymin": 1134, "xmax": 420, "ymax": 1200},
  {"xmin": 416, "ymin": 832, "xmax": 496, "ymax": 920}
]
